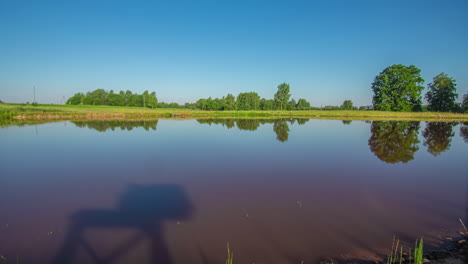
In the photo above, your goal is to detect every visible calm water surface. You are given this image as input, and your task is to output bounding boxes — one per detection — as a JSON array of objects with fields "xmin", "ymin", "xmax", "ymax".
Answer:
[{"xmin": 0, "ymin": 119, "xmax": 467, "ymax": 264}]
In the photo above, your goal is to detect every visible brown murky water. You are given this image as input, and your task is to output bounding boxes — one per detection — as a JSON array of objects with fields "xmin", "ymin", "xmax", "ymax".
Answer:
[{"xmin": 0, "ymin": 119, "xmax": 467, "ymax": 264}]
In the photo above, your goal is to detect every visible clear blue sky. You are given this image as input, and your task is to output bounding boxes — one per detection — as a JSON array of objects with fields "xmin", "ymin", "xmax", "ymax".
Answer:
[{"xmin": 1, "ymin": 0, "xmax": 467, "ymax": 106}]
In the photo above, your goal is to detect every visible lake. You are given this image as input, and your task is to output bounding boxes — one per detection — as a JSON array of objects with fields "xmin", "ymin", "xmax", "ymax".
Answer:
[{"xmin": 0, "ymin": 119, "xmax": 467, "ymax": 264}]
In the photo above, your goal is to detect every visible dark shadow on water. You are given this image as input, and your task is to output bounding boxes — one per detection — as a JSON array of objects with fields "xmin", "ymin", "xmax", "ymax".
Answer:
[{"xmin": 51, "ymin": 184, "xmax": 193, "ymax": 264}]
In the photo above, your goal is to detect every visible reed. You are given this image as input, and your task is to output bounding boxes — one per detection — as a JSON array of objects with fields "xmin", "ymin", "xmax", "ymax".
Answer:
[
  {"xmin": 459, "ymin": 218, "xmax": 468, "ymax": 233},
  {"xmin": 413, "ymin": 238, "xmax": 423, "ymax": 264},
  {"xmin": 387, "ymin": 237, "xmax": 423, "ymax": 264},
  {"xmin": 226, "ymin": 242, "xmax": 233, "ymax": 264}
]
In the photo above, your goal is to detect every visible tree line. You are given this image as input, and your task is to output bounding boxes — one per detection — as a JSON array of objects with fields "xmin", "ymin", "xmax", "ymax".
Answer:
[
  {"xmin": 65, "ymin": 64, "xmax": 468, "ymax": 113},
  {"xmin": 194, "ymin": 83, "xmax": 316, "ymax": 111},
  {"xmin": 66, "ymin": 89, "xmax": 158, "ymax": 108}
]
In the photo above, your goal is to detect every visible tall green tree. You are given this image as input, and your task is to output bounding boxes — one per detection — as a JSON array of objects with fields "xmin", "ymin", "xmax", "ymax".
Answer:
[
  {"xmin": 372, "ymin": 64, "xmax": 425, "ymax": 112},
  {"xmin": 108, "ymin": 90, "xmax": 125, "ymax": 106},
  {"xmin": 127, "ymin": 93, "xmax": 143, "ymax": 107},
  {"xmin": 287, "ymin": 99, "xmax": 297, "ymax": 110},
  {"xmin": 425, "ymin": 73, "xmax": 458, "ymax": 112},
  {"xmin": 340, "ymin": 100, "xmax": 354, "ymax": 110},
  {"xmin": 296, "ymin": 98, "xmax": 311, "ymax": 110},
  {"xmin": 260, "ymin": 98, "xmax": 275, "ymax": 110},
  {"xmin": 223, "ymin": 94, "xmax": 236, "ymax": 110},
  {"xmin": 90, "ymin": 89, "xmax": 109, "ymax": 105},
  {"xmin": 462, "ymin": 93, "xmax": 468, "ymax": 113},
  {"xmin": 145, "ymin": 91, "xmax": 158, "ymax": 108},
  {"xmin": 196, "ymin": 98, "xmax": 208, "ymax": 110},
  {"xmin": 274, "ymin": 83, "xmax": 291, "ymax": 110},
  {"xmin": 237, "ymin": 92, "xmax": 260, "ymax": 110},
  {"xmin": 66, "ymin": 93, "xmax": 85, "ymax": 105}
]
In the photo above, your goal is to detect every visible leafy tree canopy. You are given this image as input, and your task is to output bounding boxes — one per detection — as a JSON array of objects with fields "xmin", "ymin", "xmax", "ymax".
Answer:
[
  {"xmin": 340, "ymin": 100, "xmax": 355, "ymax": 110},
  {"xmin": 372, "ymin": 64, "xmax": 424, "ymax": 112},
  {"xmin": 237, "ymin": 92, "xmax": 260, "ymax": 110},
  {"xmin": 260, "ymin": 98, "xmax": 275, "ymax": 110},
  {"xmin": 425, "ymin": 73, "xmax": 458, "ymax": 112},
  {"xmin": 274, "ymin": 83, "xmax": 291, "ymax": 110},
  {"xmin": 462, "ymin": 94, "xmax": 468, "ymax": 113},
  {"xmin": 296, "ymin": 98, "xmax": 311, "ymax": 110},
  {"xmin": 287, "ymin": 99, "xmax": 297, "ymax": 110}
]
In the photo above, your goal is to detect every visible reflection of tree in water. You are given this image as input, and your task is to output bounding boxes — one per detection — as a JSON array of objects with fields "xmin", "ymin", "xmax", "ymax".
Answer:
[
  {"xmin": 274, "ymin": 119, "xmax": 289, "ymax": 142},
  {"xmin": 461, "ymin": 122, "xmax": 468, "ymax": 143},
  {"xmin": 342, "ymin": 120, "xmax": 352, "ymax": 125},
  {"xmin": 196, "ymin": 119, "xmax": 235, "ymax": 129},
  {"xmin": 72, "ymin": 120, "xmax": 158, "ymax": 132},
  {"xmin": 236, "ymin": 119, "xmax": 261, "ymax": 131},
  {"xmin": 0, "ymin": 119, "xmax": 57, "ymax": 128},
  {"xmin": 422, "ymin": 122, "xmax": 456, "ymax": 156},
  {"xmin": 296, "ymin": 119, "xmax": 309, "ymax": 125},
  {"xmin": 196, "ymin": 118, "xmax": 309, "ymax": 142},
  {"xmin": 368, "ymin": 121, "xmax": 420, "ymax": 163}
]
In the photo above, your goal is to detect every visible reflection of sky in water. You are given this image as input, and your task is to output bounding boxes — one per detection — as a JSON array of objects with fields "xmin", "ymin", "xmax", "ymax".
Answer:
[{"xmin": 0, "ymin": 120, "xmax": 467, "ymax": 264}]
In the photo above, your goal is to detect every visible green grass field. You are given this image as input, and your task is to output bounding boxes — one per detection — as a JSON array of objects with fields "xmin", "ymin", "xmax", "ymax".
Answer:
[{"xmin": 1, "ymin": 103, "xmax": 468, "ymax": 121}]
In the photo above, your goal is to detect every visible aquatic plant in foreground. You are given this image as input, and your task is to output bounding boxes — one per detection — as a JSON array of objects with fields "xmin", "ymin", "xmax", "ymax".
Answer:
[{"xmin": 387, "ymin": 236, "xmax": 423, "ymax": 264}]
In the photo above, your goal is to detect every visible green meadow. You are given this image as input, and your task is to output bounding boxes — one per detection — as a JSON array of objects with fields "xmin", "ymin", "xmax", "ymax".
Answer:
[{"xmin": 1, "ymin": 103, "xmax": 468, "ymax": 122}]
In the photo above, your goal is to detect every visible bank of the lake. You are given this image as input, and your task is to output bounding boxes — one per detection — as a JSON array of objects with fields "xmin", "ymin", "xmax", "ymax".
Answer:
[{"xmin": 1, "ymin": 103, "xmax": 468, "ymax": 121}]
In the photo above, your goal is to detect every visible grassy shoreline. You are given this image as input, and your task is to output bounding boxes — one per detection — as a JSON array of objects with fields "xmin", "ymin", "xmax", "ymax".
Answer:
[{"xmin": 1, "ymin": 103, "xmax": 468, "ymax": 122}]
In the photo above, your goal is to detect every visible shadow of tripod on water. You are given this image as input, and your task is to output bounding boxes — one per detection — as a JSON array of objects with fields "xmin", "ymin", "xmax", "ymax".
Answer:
[{"xmin": 51, "ymin": 184, "xmax": 194, "ymax": 264}]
